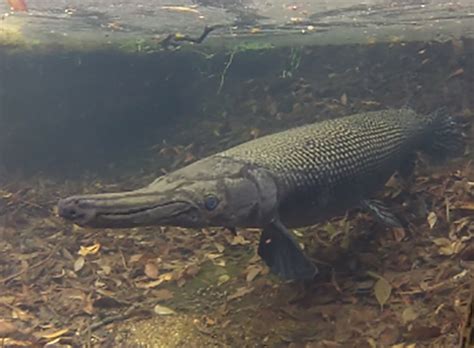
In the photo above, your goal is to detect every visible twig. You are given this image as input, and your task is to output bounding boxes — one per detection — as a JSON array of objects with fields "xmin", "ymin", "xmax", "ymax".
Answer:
[
  {"xmin": 0, "ymin": 247, "xmax": 57, "ymax": 284},
  {"xmin": 217, "ymin": 48, "xmax": 237, "ymax": 95},
  {"xmin": 84, "ymin": 303, "xmax": 141, "ymax": 333},
  {"xmin": 160, "ymin": 25, "xmax": 218, "ymax": 49}
]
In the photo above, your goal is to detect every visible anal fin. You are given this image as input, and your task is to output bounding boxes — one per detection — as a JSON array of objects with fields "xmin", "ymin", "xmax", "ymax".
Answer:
[{"xmin": 258, "ymin": 220, "xmax": 318, "ymax": 281}]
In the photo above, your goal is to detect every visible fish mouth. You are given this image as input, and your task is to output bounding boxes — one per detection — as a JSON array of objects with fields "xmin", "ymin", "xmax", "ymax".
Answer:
[{"xmin": 57, "ymin": 191, "xmax": 198, "ymax": 228}]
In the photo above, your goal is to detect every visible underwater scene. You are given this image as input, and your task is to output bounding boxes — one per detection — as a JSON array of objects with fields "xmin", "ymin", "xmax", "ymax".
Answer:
[{"xmin": 0, "ymin": 0, "xmax": 473, "ymax": 347}]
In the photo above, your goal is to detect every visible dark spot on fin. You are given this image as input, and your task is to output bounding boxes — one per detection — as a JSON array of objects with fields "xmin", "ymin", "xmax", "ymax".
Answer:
[
  {"xmin": 258, "ymin": 220, "xmax": 318, "ymax": 280},
  {"xmin": 361, "ymin": 199, "xmax": 402, "ymax": 228}
]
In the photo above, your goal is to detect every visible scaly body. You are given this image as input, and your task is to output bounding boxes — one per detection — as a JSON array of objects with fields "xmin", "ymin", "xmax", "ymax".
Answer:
[{"xmin": 58, "ymin": 109, "xmax": 463, "ymax": 280}]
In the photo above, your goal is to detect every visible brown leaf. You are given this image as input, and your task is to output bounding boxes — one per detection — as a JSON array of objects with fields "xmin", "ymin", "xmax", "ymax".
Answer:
[
  {"xmin": 374, "ymin": 277, "xmax": 392, "ymax": 310},
  {"xmin": 38, "ymin": 328, "xmax": 69, "ymax": 340},
  {"xmin": 93, "ymin": 297, "xmax": 123, "ymax": 309},
  {"xmin": 185, "ymin": 264, "xmax": 201, "ymax": 277},
  {"xmin": 230, "ymin": 235, "xmax": 251, "ymax": 246},
  {"xmin": 129, "ymin": 254, "xmax": 144, "ymax": 263},
  {"xmin": 406, "ymin": 325, "xmax": 441, "ymax": 341},
  {"xmin": 214, "ymin": 242, "xmax": 225, "ymax": 253},
  {"xmin": 144, "ymin": 262, "xmax": 159, "ymax": 279},
  {"xmin": 0, "ymin": 320, "xmax": 18, "ymax": 336},
  {"xmin": 246, "ymin": 265, "xmax": 261, "ymax": 282},
  {"xmin": 227, "ymin": 286, "xmax": 254, "ymax": 301},
  {"xmin": 136, "ymin": 272, "xmax": 174, "ymax": 289},
  {"xmin": 456, "ymin": 201, "xmax": 474, "ymax": 210},
  {"xmin": 378, "ymin": 325, "xmax": 400, "ymax": 346},
  {"xmin": 392, "ymin": 227, "xmax": 406, "ymax": 242},
  {"xmin": 153, "ymin": 289, "xmax": 174, "ymax": 302},
  {"xmin": 83, "ymin": 293, "xmax": 95, "ymax": 315}
]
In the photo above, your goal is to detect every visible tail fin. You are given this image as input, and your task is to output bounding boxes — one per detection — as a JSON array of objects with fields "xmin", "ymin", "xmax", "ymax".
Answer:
[{"xmin": 422, "ymin": 108, "xmax": 467, "ymax": 162}]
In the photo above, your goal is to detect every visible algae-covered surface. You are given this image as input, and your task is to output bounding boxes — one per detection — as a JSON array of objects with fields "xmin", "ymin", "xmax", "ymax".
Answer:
[{"xmin": 0, "ymin": 14, "xmax": 473, "ymax": 348}]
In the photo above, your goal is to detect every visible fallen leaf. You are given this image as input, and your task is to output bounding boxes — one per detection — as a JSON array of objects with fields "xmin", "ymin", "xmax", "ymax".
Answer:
[
  {"xmin": 227, "ymin": 286, "xmax": 254, "ymax": 301},
  {"xmin": 392, "ymin": 227, "xmax": 406, "ymax": 242},
  {"xmin": 432, "ymin": 237, "xmax": 450, "ymax": 247},
  {"xmin": 78, "ymin": 243, "xmax": 101, "ymax": 256},
  {"xmin": 214, "ymin": 242, "xmax": 225, "ymax": 253},
  {"xmin": 144, "ymin": 262, "xmax": 159, "ymax": 279},
  {"xmin": 217, "ymin": 274, "xmax": 230, "ymax": 286},
  {"xmin": 401, "ymin": 306, "xmax": 418, "ymax": 324},
  {"xmin": 456, "ymin": 201, "xmax": 474, "ymax": 210},
  {"xmin": 378, "ymin": 325, "xmax": 399, "ymax": 346},
  {"xmin": 129, "ymin": 254, "xmax": 144, "ymax": 263},
  {"xmin": 245, "ymin": 265, "xmax": 261, "ymax": 282},
  {"xmin": 406, "ymin": 325, "xmax": 441, "ymax": 341},
  {"xmin": 39, "ymin": 328, "xmax": 69, "ymax": 339},
  {"xmin": 153, "ymin": 289, "xmax": 174, "ymax": 302},
  {"xmin": 230, "ymin": 235, "xmax": 251, "ymax": 246},
  {"xmin": 427, "ymin": 212, "xmax": 437, "ymax": 229},
  {"xmin": 154, "ymin": 304, "xmax": 176, "ymax": 315},
  {"xmin": 0, "ymin": 320, "xmax": 18, "ymax": 336},
  {"xmin": 374, "ymin": 277, "xmax": 392, "ymax": 310},
  {"xmin": 73, "ymin": 256, "xmax": 85, "ymax": 272},
  {"xmin": 185, "ymin": 264, "xmax": 200, "ymax": 277},
  {"xmin": 136, "ymin": 272, "xmax": 174, "ymax": 289}
]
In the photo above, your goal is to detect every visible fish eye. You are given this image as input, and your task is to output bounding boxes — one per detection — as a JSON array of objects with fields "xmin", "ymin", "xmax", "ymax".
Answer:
[{"xmin": 204, "ymin": 195, "xmax": 219, "ymax": 211}]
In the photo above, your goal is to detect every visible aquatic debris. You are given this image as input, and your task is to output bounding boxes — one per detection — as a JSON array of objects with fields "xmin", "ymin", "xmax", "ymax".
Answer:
[{"xmin": 6, "ymin": 0, "xmax": 27, "ymax": 12}]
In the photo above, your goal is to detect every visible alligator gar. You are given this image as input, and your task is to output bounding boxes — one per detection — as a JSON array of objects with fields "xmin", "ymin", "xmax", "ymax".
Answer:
[{"xmin": 58, "ymin": 109, "xmax": 464, "ymax": 280}]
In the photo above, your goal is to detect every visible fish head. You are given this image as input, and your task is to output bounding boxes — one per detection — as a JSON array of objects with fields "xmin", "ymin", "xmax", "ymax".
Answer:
[{"xmin": 57, "ymin": 156, "xmax": 278, "ymax": 229}]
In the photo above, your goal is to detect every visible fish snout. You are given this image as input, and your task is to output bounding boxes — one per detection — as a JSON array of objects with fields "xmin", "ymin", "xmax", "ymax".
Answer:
[{"xmin": 57, "ymin": 196, "xmax": 96, "ymax": 226}]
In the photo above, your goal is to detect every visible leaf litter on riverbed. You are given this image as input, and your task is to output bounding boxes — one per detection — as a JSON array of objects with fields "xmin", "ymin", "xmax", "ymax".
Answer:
[{"xmin": 0, "ymin": 129, "xmax": 472, "ymax": 346}]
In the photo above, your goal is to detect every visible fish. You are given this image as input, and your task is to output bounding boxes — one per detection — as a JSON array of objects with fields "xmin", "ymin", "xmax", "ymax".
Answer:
[{"xmin": 58, "ymin": 109, "xmax": 465, "ymax": 280}]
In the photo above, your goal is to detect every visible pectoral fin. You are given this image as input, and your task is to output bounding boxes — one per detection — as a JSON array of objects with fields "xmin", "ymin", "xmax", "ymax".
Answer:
[
  {"xmin": 361, "ymin": 199, "xmax": 402, "ymax": 228},
  {"xmin": 258, "ymin": 220, "xmax": 318, "ymax": 280}
]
